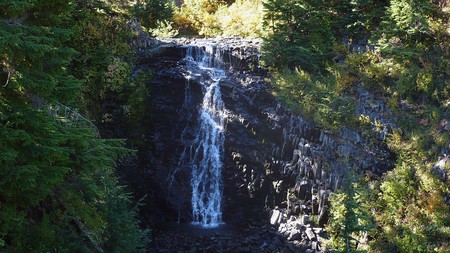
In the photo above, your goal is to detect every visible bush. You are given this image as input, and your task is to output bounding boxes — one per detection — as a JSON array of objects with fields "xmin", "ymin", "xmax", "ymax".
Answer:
[
  {"xmin": 271, "ymin": 68, "xmax": 356, "ymax": 131},
  {"xmin": 173, "ymin": 0, "xmax": 265, "ymax": 37},
  {"xmin": 150, "ymin": 20, "xmax": 179, "ymax": 38},
  {"xmin": 217, "ymin": 0, "xmax": 265, "ymax": 37}
]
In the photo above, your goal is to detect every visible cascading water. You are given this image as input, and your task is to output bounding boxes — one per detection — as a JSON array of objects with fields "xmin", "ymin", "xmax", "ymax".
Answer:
[{"xmin": 183, "ymin": 45, "xmax": 227, "ymax": 228}]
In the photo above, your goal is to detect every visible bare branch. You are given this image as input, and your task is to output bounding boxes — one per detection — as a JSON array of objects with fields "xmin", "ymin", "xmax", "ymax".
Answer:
[{"xmin": 2, "ymin": 68, "xmax": 12, "ymax": 88}]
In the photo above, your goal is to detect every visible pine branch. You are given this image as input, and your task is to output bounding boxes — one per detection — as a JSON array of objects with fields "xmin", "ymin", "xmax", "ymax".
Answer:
[
  {"xmin": 71, "ymin": 217, "xmax": 104, "ymax": 252},
  {"xmin": 27, "ymin": 94, "xmax": 100, "ymax": 136}
]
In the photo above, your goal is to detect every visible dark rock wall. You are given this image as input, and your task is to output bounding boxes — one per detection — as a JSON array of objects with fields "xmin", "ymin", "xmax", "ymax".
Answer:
[{"xmin": 132, "ymin": 38, "xmax": 395, "ymax": 231}]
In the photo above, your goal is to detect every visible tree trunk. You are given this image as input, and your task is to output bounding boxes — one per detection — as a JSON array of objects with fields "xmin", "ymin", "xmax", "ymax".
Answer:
[{"xmin": 346, "ymin": 236, "xmax": 350, "ymax": 253}]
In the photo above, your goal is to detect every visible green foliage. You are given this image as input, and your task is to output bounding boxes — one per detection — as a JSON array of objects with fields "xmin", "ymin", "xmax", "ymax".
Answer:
[
  {"xmin": 173, "ymin": 0, "xmax": 216, "ymax": 36},
  {"xmin": 261, "ymin": 0, "xmax": 450, "ymax": 251},
  {"xmin": 262, "ymin": 0, "xmax": 335, "ymax": 71},
  {"xmin": 261, "ymin": 0, "xmax": 389, "ymax": 70},
  {"xmin": 101, "ymin": 176, "xmax": 150, "ymax": 252},
  {"xmin": 373, "ymin": 0, "xmax": 450, "ymax": 103},
  {"xmin": 216, "ymin": 0, "xmax": 265, "ymax": 37},
  {"xmin": 0, "ymin": 0, "xmax": 148, "ymax": 251},
  {"xmin": 270, "ymin": 67, "xmax": 356, "ymax": 131},
  {"xmin": 330, "ymin": 0, "xmax": 388, "ymax": 38},
  {"xmin": 124, "ymin": 70, "xmax": 152, "ymax": 127},
  {"xmin": 372, "ymin": 151, "xmax": 450, "ymax": 252},
  {"xmin": 377, "ymin": 0, "xmax": 441, "ymax": 50},
  {"xmin": 134, "ymin": 0, "xmax": 175, "ymax": 30},
  {"xmin": 68, "ymin": 0, "xmax": 151, "ymax": 133},
  {"xmin": 326, "ymin": 168, "xmax": 375, "ymax": 252},
  {"xmin": 0, "ymin": 16, "xmax": 79, "ymax": 102},
  {"xmin": 150, "ymin": 20, "xmax": 179, "ymax": 38},
  {"xmin": 173, "ymin": 0, "xmax": 265, "ymax": 37}
]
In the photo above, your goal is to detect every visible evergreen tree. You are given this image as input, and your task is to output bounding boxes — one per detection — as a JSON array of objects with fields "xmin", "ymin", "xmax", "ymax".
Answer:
[
  {"xmin": 134, "ymin": 0, "xmax": 174, "ymax": 30},
  {"xmin": 262, "ymin": 0, "xmax": 335, "ymax": 71},
  {"xmin": 0, "ymin": 0, "xmax": 147, "ymax": 251},
  {"xmin": 374, "ymin": 0, "xmax": 449, "ymax": 101},
  {"xmin": 327, "ymin": 168, "xmax": 375, "ymax": 252},
  {"xmin": 328, "ymin": 0, "xmax": 388, "ymax": 40},
  {"xmin": 378, "ymin": 0, "xmax": 441, "ymax": 50}
]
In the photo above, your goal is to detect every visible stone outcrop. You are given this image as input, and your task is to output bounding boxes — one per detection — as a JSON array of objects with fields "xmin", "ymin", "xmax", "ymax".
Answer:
[
  {"xmin": 134, "ymin": 36, "xmax": 263, "ymax": 73},
  {"xmin": 129, "ymin": 36, "xmax": 396, "ymax": 252}
]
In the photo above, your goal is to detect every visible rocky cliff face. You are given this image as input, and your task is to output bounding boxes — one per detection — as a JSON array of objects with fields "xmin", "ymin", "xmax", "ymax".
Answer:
[{"xmin": 130, "ymin": 36, "xmax": 395, "ymax": 251}]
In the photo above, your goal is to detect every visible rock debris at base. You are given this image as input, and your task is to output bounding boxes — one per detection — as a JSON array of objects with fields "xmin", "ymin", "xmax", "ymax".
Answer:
[{"xmin": 151, "ymin": 223, "xmax": 324, "ymax": 253}]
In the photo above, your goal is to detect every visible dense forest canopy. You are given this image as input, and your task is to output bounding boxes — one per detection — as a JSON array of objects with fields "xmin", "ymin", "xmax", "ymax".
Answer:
[
  {"xmin": 1, "ymin": 0, "xmax": 449, "ymax": 252},
  {"xmin": 0, "ymin": 0, "xmax": 152, "ymax": 251}
]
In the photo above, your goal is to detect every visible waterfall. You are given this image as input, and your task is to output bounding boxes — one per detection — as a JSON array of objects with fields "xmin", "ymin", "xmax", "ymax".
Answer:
[{"xmin": 184, "ymin": 45, "xmax": 227, "ymax": 228}]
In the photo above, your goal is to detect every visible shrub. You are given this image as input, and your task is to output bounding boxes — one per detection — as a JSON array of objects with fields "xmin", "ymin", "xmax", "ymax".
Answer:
[{"xmin": 174, "ymin": 0, "xmax": 265, "ymax": 37}]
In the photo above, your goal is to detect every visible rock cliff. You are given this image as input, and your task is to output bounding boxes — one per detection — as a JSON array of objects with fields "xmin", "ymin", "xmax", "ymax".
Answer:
[{"xmin": 127, "ymin": 36, "xmax": 396, "ymax": 252}]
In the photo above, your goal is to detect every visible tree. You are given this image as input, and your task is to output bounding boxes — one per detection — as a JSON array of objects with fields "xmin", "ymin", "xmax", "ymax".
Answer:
[
  {"xmin": 262, "ymin": 0, "xmax": 335, "ymax": 71},
  {"xmin": 373, "ymin": 0, "xmax": 449, "ymax": 102},
  {"xmin": 134, "ymin": 0, "xmax": 174, "ymax": 30},
  {"xmin": 0, "ymin": 0, "xmax": 147, "ymax": 251},
  {"xmin": 326, "ymin": 168, "xmax": 375, "ymax": 252},
  {"xmin": 327, "ymin": 0, "xmax": 388, "ymax": 40}
]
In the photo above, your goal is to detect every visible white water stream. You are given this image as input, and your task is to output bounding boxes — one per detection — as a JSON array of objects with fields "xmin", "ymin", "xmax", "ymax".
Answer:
[{"xmin": 184, "ymin": 45, "xmax": 227, "ymax": 228}]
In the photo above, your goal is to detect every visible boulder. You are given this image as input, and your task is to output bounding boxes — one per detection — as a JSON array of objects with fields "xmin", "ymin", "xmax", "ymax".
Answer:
[
  {"xmin": 301, "ymin": 215, "xmax": 310, "ymax": 225},
  {"xmin": 270, "ymin": 209, "xmax": 283, "ymax": 226},
  {"xmin": 294, "ymin": 180, "xmax": 310, "ymax": 200},
  {"xmin": 311, "ymin": 241, "xmax": 319, "ymax": 251},
  {"xmin": 305, "ymin": 228, "xmax": 316, "ymax": 241},
  {"xmin": 311, "ymin": 196, "xmax": 319, "ymax": 215},
  {"xmin": 287, "ymin": 229, "xmax": 302, "ymax": 241},
  {"xmin": 313, "ymin": 227, "xmax": 324, "ymax": 234}
]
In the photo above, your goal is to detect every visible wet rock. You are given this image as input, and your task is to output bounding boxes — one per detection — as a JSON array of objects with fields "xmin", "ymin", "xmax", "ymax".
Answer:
[
  {"xmin": 313, "ymin": 227, "xmax": 324, "ymax": 234},
  {"xmin": 278, "ymin": 223, "xmax": 287, "ymax": 234},
  {"xmin": 337, "ymin": 144, "xmax": 353, "ymax": 157},
  {"xmin": 280, "ymin": 246, "xmax": 295, "ymax": 253},
  {"xmin": 340, "ymin": 128, "xmax": 362, "ymax": 144},
  {"xmin": 311, "ymin": 241, "xmax": 319, "ymax": 251},
  {"xmin": 205, "ymin": 244, "xmax": 216, "ymax": 252},
  {"xmin": 432, "ymin": 156, "xmax": 449, "ymax": 182},
  {"xmin": 318, "ymin": 190, "xmax": 329, "ymax": 214},
  {"xmin": 444, "ymin": 120, "xmax": 450, "ymax": 131},
  {"xmin": 317, "ymin": 234, "xmax": 326, "ymax": 243},
  {"xmin": 311, "ymin": 196, "xmax": 319, "ymax": 215}
]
